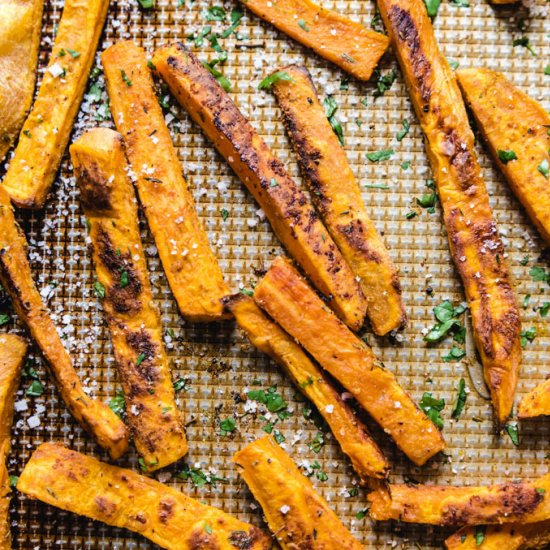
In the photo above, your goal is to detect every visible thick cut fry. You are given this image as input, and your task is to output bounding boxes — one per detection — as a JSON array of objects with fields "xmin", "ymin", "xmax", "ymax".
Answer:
[
  {"xmin": 153, "ymin": 43, "xmax": 367, "ymax": 331},
  {"xmin": 270, "ymin": 65, "xmax": 406, "ymax": 335},
  {"xmin": 238, "ymin": 0, "xmax": 389, "ymax": 81},
  {"xmin": 377, "ymin": 0, "xmax": 521, "ymax": 425},
  {"xmin": 368, "ymin": 473, "xmax": 550, "ymax": 525},
  {"xmin": 0, "ymin": 0, "xmax": 43, "ymax": 163},
  {"xmin": 102, "ymin": 42, "xmax": 229, "ymax": 322},
  {"xmin": 17, "ymin": 443, "xmax": 270, "ymax": 550},
  {"xmin": 518, "ymin": 379, "xmax": 550, "ymax": 418},
  {"xmin": 71, "ymin": 128, "xmax": 187, "ymax": 471},
  {"xmin": 456, "ymin": 67, "xmax": 550, "ymax": 245},
  {"xmin": 0, "ymin": 186, "xmax": 129, "ymax": 459},
  {"xmin": 223, "ymin": 293, "xmax": 388, "ymax": 480},
  {"xmin": 2, "ymin": 0, "xmax": 109, "ymax": 209},
  {"xmin": 233, "ymin": 435, "xmax": 362, "ymax": 549},
  {"xmin": 253, "ymin": 256, "xmax": 445, "ymax": 465},
  {"xmin": 0, "ymin": 334, "xmax": 26, "ymax": 549}
]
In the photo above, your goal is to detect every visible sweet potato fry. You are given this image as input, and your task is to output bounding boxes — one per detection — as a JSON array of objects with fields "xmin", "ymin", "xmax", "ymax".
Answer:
[
  {"xmin": 222, "ymin": 293, "xmax": 389, "ymax": 480},
  {"xmin": 102, "ymin": 42, "xmax": 229, "ymax": 322},
  {"xmin": 71, "ymin": 128, "xmax": 187, "ymax": 471},
  {"xmin": 2, "ymin": 0, "xmax": 109, "ymax": 209},
  {"xmin": 518, "ymin": 379, "xmax": 550, "ymax": 418},
  {"xmin": 233, "ymin": 435, "xmax": 362, "ymax": 549},
  {"xmin": 17, "ymin": 442, "xmax": 270, "ymax": 550},
  {"xmin": 456, "ymin": 67, "xmax": 550, "ymax": 245},
  {"xmin": 269, "ymin": 64, "xmax": 406, "ymax": 335},
  {"xmin": 253, "ymin": 256, "xmax": 445, "ymax": 465},
  {"xmin": 153, "ymin": 43, "xmax": 367, "ymax": 331},
  {"xmin": 0, "ymin": 334, "xmax": 27, "ymax": 548},
  {"xmin": 238, "ymin": 0, "xmax": 389, "ymax": 81},
  {"xmin": 368, "ymin": 473, "xmax": 550, "ymax": 525},
  {"xmin": 0, "ymin": 186, "xmax": 129, "ymax": 459},
  {"xmin": 377, "ymin": 0, "xmax": 521, "ymax": 425}
]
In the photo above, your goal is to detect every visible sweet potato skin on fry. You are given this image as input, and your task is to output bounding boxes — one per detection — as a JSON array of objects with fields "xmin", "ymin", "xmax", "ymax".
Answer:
[
  {"xmin": 2, "ymin": 0, "xmax": 109, "ymax": 209},
  {"xmin": 233, "ymin": 435, "xmax": 363, "ymax": 549},
  {"xmin": 17, "ymin": 443, "xmax": 270, "ymax": 550},
  {"xmin": 71, "ymin": 128, "xmax": 187, "ymax": 471},
  {"xmin": 0, "ymin": 186, "xmax": 129, "ymax": 459},
  {"xmin": 270, "ymin": 65, "xmax": 406, "ymax": 336},
  {"xmin": 518, "ymin": 378, "xmax": 550, "ymax": 418},
  {"xmin": 223, "ymin": 293, "xmax": 389, "ymax": 480},
  {"xmin": 101, "ymin": 41, "xmax": 229, "ymax": 322},
  {"xmin": 457, "ymin": 67, "xmax": 550, "ymax": 245},
  {"xmin": 153, "ymin": 43, "xmax": 367, "ymax": 331},
  {"xmin": 253, "ymin": 256, "xmax": 445, "ymax": 466},
  {"xmin": 377, "ymin": 0, "xmax": 521, "ymax": 425},
  {"xmin": 239, "ymin": 0, "xmax": 389, "ymax": 80}
]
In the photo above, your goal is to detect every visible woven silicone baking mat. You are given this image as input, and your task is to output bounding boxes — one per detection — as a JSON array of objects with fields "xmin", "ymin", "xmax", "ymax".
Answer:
[{"xmin": 1, "ymin": 0, "xmax": 549, "ymax": 547}]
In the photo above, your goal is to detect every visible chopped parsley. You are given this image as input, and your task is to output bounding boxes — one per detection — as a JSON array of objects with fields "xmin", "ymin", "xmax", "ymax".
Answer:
[
  {"xmin": 451, "ymin": 378, "xmax": 468, "ymax": 420},
  {"xmin": 364, "ymin": 183, "xmax": 390, "ymax": 190},
  {"xmin": 323, "ymin": 96, "xmax": 344, "ymax": 146},
  {"xmin": 108, "ymin": 388, "xmax": 126, "ymax": 417},
  {"xmin": 505, "ymin": 423, "xmax": 519, "ymax": 447},
  {"xmin": 539, "ymin": 302, "xmax": 550, "ymax": 317},
  {"xmin": 177, "ymin": 465, "xmax": 228, "ymax": 487},
  {"xmin": 26, "ymin": 379, "xmax": 44, "ymax": 397},
  {"xmin": 450, "ymin": 0, "xmax": 469, "ymax": 7},
  {"xmin": 520, "ymin": 327, "xmax": 536, "ymax": 347},
  {"xmin": 119, "ymin": 269, "xmax": 129, "ymax": 288},
  {"xmin": 308, "ymin": 431, "xmax": 325, "ymax": 453},
  {"xmin": 424, "ymin": 0, "xmax": 441, "ymax": 17},
  {"xmin": 373, "ymin": 68, "xmax": 397, "ymax": 98},
  {"xmin": 23, "ymin": 130, "xmax": 32, "ymax": 138},
  {"xmin": 258, "ymin": 71, "xmax": 294, "ymax": 90},
  {"xmin": 448, "ymin": 59, "xmax": 460, "ymax": 70},
  {"xmin": 204, "ymin": 6, "xmax": 226, "ymax": 21},
  {"xmin": 497, "ymin": 149, "xmax": 517, "ymax": 163},
  {"xmin": 530, "ymin": 266, "xmax": 550, "ymax": 284},
  {"xmin": 416, "ymin": 180, "xmax": 438, "ymax": 212},
  {"xmin": 419, "ymin": 392, "xmax": 445, "ymax": 429},
  {"xmin": 66, "ymin": 48, "xmax": 80, "ymax": 58},
  {"xmin": 424, "ymin": 300, "xmax": 467, "ymax": 342},
  {"xmin": 247, "ymin": 386, "xmax": 290, "ymax": 419},
  {"xmin": 0, "ymin": 314, "xmax": 9, "ymax": 326},
  {"xmin": 396, "ymin": 119, "xmax": 410, "ymax": 141},
  {"xmin": 173, "ymin": 378, "xmax": 188, "ymax": 392},
  {"xmin": 202, "ymin": 60, "xmax": 231, "ymax": 92},
  {"xmin": 221, "ymin": 9, "xmax": 244, "ymax": 38},
  {"xmin": 538, "ymin": 159, "xmax": 549, "ymax": 179},
  {"xmin": 356, "ymin": 508, "xmax": 368, "ymax": 520},
  {"xmin": 137, "ymin": 0, "xmax": 154, "ymax": 7},
  {"xmin": 9, "ymin": 475, "xmax": 18, "ymax": 488},
  {"xmin": 475, "ymin": 525, "xmax": 486, "ymax": 545},
  {"xmin": 136, "ymin": 353, "xmax": 146, "ymax": 367},
  {"xmin": 94, "ymin": 281, "xmax": 106, "ymax": 299},
  {"xmin": 442, "ymin": 346, "xmax": 466, "ymax": 362},
  {"xmin": 523, "ymin": 294, "xmax": 531, "ymax": 309},
  {"xmin": 120, "ymin": 69, "xmax": 132, "ymax": 87},
  {"xmin": 220, "ymin": 208, "xmax": 229, "ymax": 221},
  {"xmin": 297, "ymin": 19, "xmax": 309, "ymax": 31},
  {"xmin": 204, "ymin": 523, "xmax": 213, "ymax": 535},
  {"xmin": 220, "ymin": 417, "xmax": 237, "ymax": 435},
  {"xmin": 401, "ymin": 160, "xmax": 411, "ymax": 170},
  {"xmin": 366, "ymin": 149, "xmax": 394, "ymax": 162},
  {"xmin": 405, "ymin": 211, "xmax": 417, "ymax": 220}
]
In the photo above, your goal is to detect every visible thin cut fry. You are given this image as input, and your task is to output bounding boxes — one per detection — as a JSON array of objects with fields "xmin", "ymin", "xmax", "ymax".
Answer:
[
  {"xmin": 2, "ymin": 0, "xmax": 109, "ymax": 209},
  {"xmin": 253, "ymin": 256, "xmax": 445, "ymax": 466},
  {"xmin": 270, "ymin": 65, "xmax": 406, "ymax": 335},
  {"xmin": 518, "ymin": 378, "xmax": 550, "ymax": 418},
  {"xmin": 17, "ymin": 443, "xmax": 270, "ymax": 550},
  {"xmin": 457, "ymin": 67, "xmax": 550, "ymax": 245},
  {"xmin": 153, "ymin": 43, "xmax": 368, "ymax": 331},
  {"xmin": 0, "ymin": 186, "xmax": 129, "ymax": 459},
  {"xmin": 102, "ymin": 41, "xmax": 229, "ymax": 322},
  {"xmin": 71, "ymin": 128, "xmax": 187, "ymax": 471},
  {"xmin": 238, "ymin": 0, "xmax": 389, "ymax": 81},
  {"xmin": 223, "ymin": 293, "xmax": 389, "ymax": 480},
  {"xmin": 377, "ymin": 0, "xmax": 521, "ymax": 425},
  {"xmin": 233, "ymin": 435, "xmax": 362, "ymax": 549}
]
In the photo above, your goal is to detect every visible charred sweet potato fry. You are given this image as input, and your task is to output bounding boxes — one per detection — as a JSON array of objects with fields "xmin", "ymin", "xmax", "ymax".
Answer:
[
  {"xmin": 17, "ymin": 443, "xmax": 270, "ymax": 550},
  {"xmin": 368, "ymin": 473, "xmax": 550, "ymax": 525},
  {"xmin": 0, "ymin": 334, "xmax": 27, "ymax": 548},
  {"xmin": 223, "ymin": 293, "xmax": 389, "ymax": 480},
  {"xmin": 71, "ymin": 128, "xmax": 187, "ymax": 471},
  {"xmin": 518, "ymin": 379, "xmax": 550, "ymax": 418},
  {"xmin": 2, "ymin": 0, "xmax": 109, "ymax": 209},
  {"xmin": 238, "ymin": 0, "xmax": 389, "ymax": 81},
  {"xmin": 377, "ymin": 0, "xmax": 521, "ymax": 425},
  {"xmin": 253, "ymin": 256, "xmax": 445, "ymax": 465},
  {"xmin": 270, "ymin": 65, "xmax": 406, "ymax": 335},
  {"xmin": 0, "ymin": 186, "xmax": 129, "ymax": 459},
  {"xmin": 153, "ymin": 43, "xmax": 367, "ymax": 331},
  {"xmin": 233, "ymin": 435, "xmax": 362, "ymax": 549},
  {"xmin": 101, "ymin": 42, "xmax": 229, "ymax": 322},
  {"xmin": 457, "ymin": 67, "xmax": 550, "ymax": 245}
]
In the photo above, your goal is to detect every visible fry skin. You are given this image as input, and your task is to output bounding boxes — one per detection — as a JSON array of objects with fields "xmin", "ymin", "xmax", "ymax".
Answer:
[
  {"xmin": 223, "ymin": 293, "xmax": 389, "ymax": 480},
  {"xmin": 102, "ymin": 41, "xmax": 229, "ymax": 322},
  {"xmin": 71, "ymin": 128, "xmax": 187, "ymax": 471},
  {"xmin": 2, "ymin": 0, "xmax": 109, "ymax": 208},
  {"xmin": 153, "ymin": 43, "xmax": 368, "ymax": 331},
  {"xmin": 233, "ymin": 435, "xmax": 362, "ymax": 549},
  {"xmin": 253, "ymin": 256, "xmax": 445, "ymax": 466},
  {"xmin": 238, "ymin": 0, "xmax": 389, "ymax": 81},
  {"xmin": 518, "ymin": 378, "xmax": 550, "ymax": 418},
  {"xmin": 0, "ymin": 186, "xmax": 129, "ymax": 459},
  {"xmin": 17, "ymin": 443, "xmax": 270, "ymax": 550},
  {"xmin": 377, "ymin": 0, "xmax": 521, "ymax": 425},
  {"xmin": 270, "ymin": 65, "xmax": 406, "ymax": 336},
  {"xmin": 457, "ymin": 67, "xmax": 550, "ymax": 245}
]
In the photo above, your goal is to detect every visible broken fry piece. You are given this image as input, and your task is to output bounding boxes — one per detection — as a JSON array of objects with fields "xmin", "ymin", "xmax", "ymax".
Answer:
[
  {"xmin": 518, "ymin": 379, "xmax": 550, "ymax": 418},
  {"xmin": 71, "ymin": 128, "xmax": 187, "ymax": 471},
  {"xmin": 0, "ymin": 186, "xmax": 129, "ymax": 459},
  {"xmin": 238, "ymin": 0, "xmax": 389, "ymax": 81},
  {"xmin": 233, "ymin": 435, "xmax": 362, "ymax": 549},
  {"xmin": 456, "ymin": 67, "xmax": 550, "ymax": 245},
  {"xmin": 102, "ymin": 41, "xmax": 229, "ymax": 322},
  {"xmin": 17, "ymin": 442, "xmax": 270, "ymax": 550},
  {"xmin": 253, "ymin": 256, "xmax": 445, "ymax": 465},
  {"xmin": 153, "ymin": 43, "xmax": 368, "ymax": 331},
  {"xmin": 377, "ymin": 0, "xmax": 521, "ymax": 425},
  {"xmin": 223, "ymin": 293, "xmax": 389, "ymax": 480},
  {"xmin": 269, "ymin": 65, "xmax": 406, "ymax": 335},
  {"xmin": 2, "ymin": 0, "xmax": 109, "ymax": 208}
]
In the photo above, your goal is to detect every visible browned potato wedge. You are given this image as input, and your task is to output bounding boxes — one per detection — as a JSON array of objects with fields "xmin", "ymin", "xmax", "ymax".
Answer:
[{"xmin": 518, "ymin": 378, "xmax": 550, "ymax": 418}]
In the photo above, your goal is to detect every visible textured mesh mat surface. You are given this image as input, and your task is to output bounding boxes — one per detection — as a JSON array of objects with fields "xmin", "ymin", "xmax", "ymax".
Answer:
[{"xmin": 1, "ymin": 0, "xmax": 549, "ymax": 547}]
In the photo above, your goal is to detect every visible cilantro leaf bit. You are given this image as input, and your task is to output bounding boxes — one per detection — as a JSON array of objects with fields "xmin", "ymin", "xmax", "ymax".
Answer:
[
  {"xmin": 497, "ymin": 149, "xmax": 517, "ymax": 164},
  {"xmin": 416, "ymin": 180, "xmax": 438, "ymax": 212},
  {"xmin": 138, "ymin": 0, "xmax": 154, "ymax": 7},
  {"xmin": 424, "ymin": 300, "xmax": 467, "ymax": 343},
  {"xmin": 545, "ymin": 65, "xmax": 550, "ymax": 76},
  {"xmin": 204, "ymin": 6, "xmax": 226, "ymax": 21},
  {"xmin": 520, "ymin": 327, "xmax": 536, "ymax": 347},
  {"xmin": 0, "ymin": 314, "xmax": 9, "ymax": 326},
  {"xmin": 323, "ymin": 96, "xmax": 344, "ymax": 146},
  {"xmin": 177, "ymin": 464, "xmax": 228, "ymax": 487},
  {"xmin": 451, "ymin": 378, "xmax": 468, "ymax": 420},
  {"xmin": 505, "ymin": 423, "xmax": 519, "ymax": 447},
  {"xmin": 9, "ymin": 475, "xmax": 18, "ymax": 488},
  {"xmin": 308, "ymin": 431, "xmax": 325, "ymax": 453},
  {"xmin": 373, "ymin": 68, "xmax": 397, "ymax": 98},
  {"xmin": 120, "ymin": 69, "xmax": 133, "ymax": 87},
  {"xmin": 424, "ymin": 0, "xmax": 441, "ymax": 17},
  {"xmin": 221, "ymin": 208, "xmax": 229, "ymax": 221},
  {"xmin": 220, "ymin": 417, "xmax": 237, "ymax": 435},
  {"xmin": 539, "ymin": 302, "xmax": 550, "ymax": 317},
  {"xmin": 258, "ymin": 71, "xmax": 294, "ymax": 90},
  {"xmin": 450, "ymin": 0, "xmax": 470, "ymax": 7},
  {"xmin": 356, "ymin": 508, "xmax": 368, "ymax": 520},
  {"xmin": 119, "ymin": 269, "xmax": 129, "ymax": 288},
  {"xmin": 108, "ymin": 388, "xmax": 126, "ymax": 417},
  {"xmin": 202, "ymin": 60, "xmax": 231, "ymax": 92},
  {"xmin": 221, "ymin": 9, "xmax": 244, "ymax": 38},
  {"xmin": 366, "ymin": 149, "xmax": 394, "ymax": 162},
  {"xmin": 538, "ymin": 159, "xmax": 549, "ymax": 179},
  {"xmin": 26, "ymin": 379, "xmax": 44, "ymax": 397},
  {"xmin": 530, "ymin": 266, "xmax": 550, "ymax": 284},
  {"xmin": 442, "ymin": 346, "xmax": 466, "ymax": 362},
  {"xmin": 173, "ymin": 378, "xmax": 188, "ymax": 392},
  {"xmin": 94, "ymin": 281, "xmax": 106, "ymax": 299},
  {"xmin": 397, "ymin": 119, "xmax": 410, "ymax": 141},
  {"xmin": 419, "ymin": 392, "xmax": 445, "ymax": 430},
  {"xmin": 475, "ymin": 525, "xmax": 486, "ymax": 546},
  {"xmin": 297, "ymin": 19, "xmax": 310, "ymax": 31},
  {"xmin": 513, "ymin": 37, "xmax": 536, "ymax": 56},
  {"xmin": 247, "ymin": 386, "xmax": 291, "ymax": 420}
]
